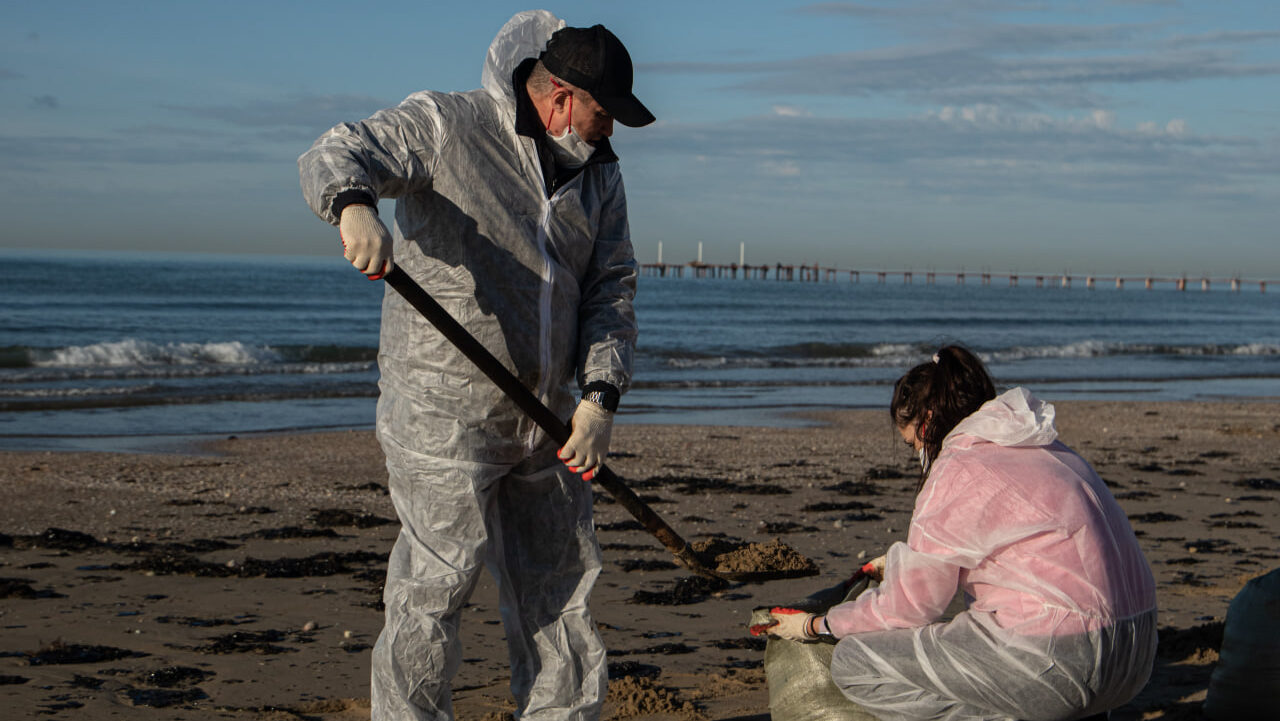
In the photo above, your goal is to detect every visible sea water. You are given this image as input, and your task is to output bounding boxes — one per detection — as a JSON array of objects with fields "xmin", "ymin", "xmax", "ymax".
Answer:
[{"xmin": 2, "ymin": 250, "xmax": 1277, "ymax": 451}]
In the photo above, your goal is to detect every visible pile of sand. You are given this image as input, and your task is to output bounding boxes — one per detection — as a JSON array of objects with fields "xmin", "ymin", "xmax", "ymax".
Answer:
[
  {"xmin": 605, "ymin": 675, "xmax": 705, "ymax": 720},
  {"xmin": 691, "ymin": 537, "xmax": 819, "ymax": 577}
]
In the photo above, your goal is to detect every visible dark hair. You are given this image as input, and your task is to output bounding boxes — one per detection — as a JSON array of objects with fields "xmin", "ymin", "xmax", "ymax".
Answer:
[{"xmin": 890, "ymin": 345, "xmax": 996, "ymax": 490}]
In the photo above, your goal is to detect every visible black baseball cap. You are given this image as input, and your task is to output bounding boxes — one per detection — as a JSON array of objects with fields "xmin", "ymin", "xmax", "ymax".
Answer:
[{"xmin": 540, "ymin": 25, "xmax": 655, "ymax": 128}]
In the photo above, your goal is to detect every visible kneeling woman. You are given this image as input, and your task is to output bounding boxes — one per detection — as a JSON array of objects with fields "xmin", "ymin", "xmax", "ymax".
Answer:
[{"xmin": 772, "ymin": 346, "xmax": 1157, "ymax": 721}]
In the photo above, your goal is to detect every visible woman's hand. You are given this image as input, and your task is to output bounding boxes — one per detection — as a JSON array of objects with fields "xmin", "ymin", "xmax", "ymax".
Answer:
[
  {"xmin": 864, "ymin": 555, "xmax": 886, "ymax": 582},
  {"xmin": 751, "ymin": 607, "xmax": 822, "ymax": 642}
]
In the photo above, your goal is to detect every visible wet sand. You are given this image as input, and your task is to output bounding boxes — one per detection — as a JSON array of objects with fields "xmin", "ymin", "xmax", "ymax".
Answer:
[{"xmin": 2, "ymin": 400, "xmax": 1277, "ymax": 720}]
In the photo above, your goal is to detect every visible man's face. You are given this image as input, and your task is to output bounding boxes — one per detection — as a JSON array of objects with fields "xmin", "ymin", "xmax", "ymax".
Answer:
[{"xmin": 570, "ymin": 91, "xmax": 614, "ymax": 145}]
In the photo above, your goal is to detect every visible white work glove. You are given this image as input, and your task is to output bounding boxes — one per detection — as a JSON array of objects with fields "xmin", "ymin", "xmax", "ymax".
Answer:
[
  {"xmin": 751, "ymin": 607, "xmax": 821, "ymax": 642},
  {"xmin": 338, "ymin": 204, "xmax": 393, "ymax": 280},
  {"xmin": 558, "ymin": 400, "xmax": 614, "ymax": 482}
]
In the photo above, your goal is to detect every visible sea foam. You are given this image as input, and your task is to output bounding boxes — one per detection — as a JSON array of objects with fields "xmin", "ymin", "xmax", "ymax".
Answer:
[{"xmin": 37, "ymin": 339, "xmax": 280, "ymax": 368}]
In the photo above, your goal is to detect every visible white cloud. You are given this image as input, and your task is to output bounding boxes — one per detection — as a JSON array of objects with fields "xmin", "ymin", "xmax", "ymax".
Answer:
[
  {"xmin": 931, "ymin": 105, "xmax": 1127, "ymax": 134},
  {"xmin": 625, "ymin": 101, "xmax": 1272, "ymax": 210},
  {"xmin": 772, "ymin": 104, "xmax": 811, "ymax": 117},
  {"xmin": 646, "ymin": 12, "xmax": 1280, "ymax": 113},
  {"xmin": 961, "ymin": 104, "xmax": 1000, "ymax": 123},
  {"xmin": 1135, "ymin": 118, "xmax": 1189, "ymax": 136},
  {"xmin": 761, "ymin": 160, "xmax": 802, "ymax": 176},
  {"xmin": 931, "ymin": 104, "xmax": 1054, "ymax": 130}
]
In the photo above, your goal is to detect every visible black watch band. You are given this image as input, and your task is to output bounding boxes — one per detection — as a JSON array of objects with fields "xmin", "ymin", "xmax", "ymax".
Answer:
[{"xmin": 580, "ymin": 382, "xmax": 620, "ymax": 412}]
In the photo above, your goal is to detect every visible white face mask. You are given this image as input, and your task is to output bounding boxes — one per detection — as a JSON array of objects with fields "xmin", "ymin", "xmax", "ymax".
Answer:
[
  {"xmin": 547, "ymin": 126, "xmax": 594, "ymax": 168},
  {"xmin": 544, "ymin": 80, "xmax": 596, "ymax": 169}
]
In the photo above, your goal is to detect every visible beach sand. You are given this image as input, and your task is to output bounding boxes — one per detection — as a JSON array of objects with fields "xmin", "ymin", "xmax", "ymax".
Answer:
[{"xmin": 2, "ymin": 400, "xmax": 1277, "ymax": 720}]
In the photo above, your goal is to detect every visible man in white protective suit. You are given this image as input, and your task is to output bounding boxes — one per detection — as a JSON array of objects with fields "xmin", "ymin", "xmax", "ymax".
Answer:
[{"xmin": 299, "ymin": 11, "xmax": 653, "ymax": 720}]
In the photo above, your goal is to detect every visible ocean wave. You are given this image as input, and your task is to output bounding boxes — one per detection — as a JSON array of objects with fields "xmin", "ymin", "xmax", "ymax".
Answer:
[
  {"xmin": 655, "ymin": 341, "xmax": 1280, "ymax": 369},
  {"xmin": 1227, "ymin": 343, "xmax": 1280, "ymax": 356},
  {"xmin": 0, "ymin": 384, "xmax": 379, "ymax": 413},
  {"xmin": 34, "ymin": 339, "xmax": 279, "ymax": 367},
  {"xmin": 0, "ymin": 361, "xmax": 375, "ymax": 384},
  {"xmin": 988, "ymin": 341, "xmax": 1280, "ymax": 361},
  {"xmin": 630, "ymin": 369, "xmax": 1280, "ymax": 391},
  {"xmin": 0, "ymin": 339, "xmax": 378, "ymax": 380},
  {"xmin": 2, "ymin": 384, "xmax": 150, "ymax": 399}
]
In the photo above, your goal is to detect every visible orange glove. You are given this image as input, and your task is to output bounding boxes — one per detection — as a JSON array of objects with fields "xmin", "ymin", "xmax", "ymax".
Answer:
[{"xmin": 864, "ymin": 555, "xmax": 886, "ymax": 581}]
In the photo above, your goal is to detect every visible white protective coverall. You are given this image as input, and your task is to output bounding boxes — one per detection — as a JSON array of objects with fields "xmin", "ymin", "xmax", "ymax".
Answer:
[
  {"xmin": 298, "ymin": 11, "xmax": 637, "ymax": 721},
  {"xmin": 826, "ymin": 388, "xmax": 1157, "ymax": 721}
]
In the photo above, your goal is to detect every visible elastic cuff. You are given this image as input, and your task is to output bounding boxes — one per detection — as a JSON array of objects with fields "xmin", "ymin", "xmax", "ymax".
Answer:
[{"xmin": 332, "ymin": 189, "xmax": 377, "ymax": 220}]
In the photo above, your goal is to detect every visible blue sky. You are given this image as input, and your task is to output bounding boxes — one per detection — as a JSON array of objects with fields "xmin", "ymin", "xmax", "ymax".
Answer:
[{"xmin": 3, "ymin": 1, "xmax": 1278, "ymax": 278}]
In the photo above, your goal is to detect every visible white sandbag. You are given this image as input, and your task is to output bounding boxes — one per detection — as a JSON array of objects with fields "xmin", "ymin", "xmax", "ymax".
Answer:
[{"xmin": 754, "ymin": 577, "xmax": 880, "ymax": 721}]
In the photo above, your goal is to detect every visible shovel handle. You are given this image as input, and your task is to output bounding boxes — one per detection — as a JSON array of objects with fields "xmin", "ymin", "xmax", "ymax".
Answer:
[{"xmin": 383, "ymin": 267, "xmax": 704, "ymax": 568}]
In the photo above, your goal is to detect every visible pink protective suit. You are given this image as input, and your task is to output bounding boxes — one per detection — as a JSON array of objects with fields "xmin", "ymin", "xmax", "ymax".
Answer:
[{"xmin": 826, "ymin": 388, "xmax": 1157, "ymax": 721}]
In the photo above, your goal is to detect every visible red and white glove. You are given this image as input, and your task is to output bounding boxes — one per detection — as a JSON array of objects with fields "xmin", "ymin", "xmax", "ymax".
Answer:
[
  {"xmin": 339, "ymin": 205, "xmax": 393, "ymax": 280},
  {"xmin": 863, "ymin": 555, "xmax": 886, "ymax": 582},
  {"xmin": 840, "ymin": 556, "xmax": 887, "ymax": 591},
  {"xmin": 751, "ymin": 607, "xmax": 821, "ymax": 641}
]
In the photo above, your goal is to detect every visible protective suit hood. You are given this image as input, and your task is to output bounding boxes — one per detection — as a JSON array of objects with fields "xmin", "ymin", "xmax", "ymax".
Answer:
[
  {"xmin": 482, "ymin": 10, "xmax": 565, "ymax": 109},
  {"xmin": 946, "ymin": 387, "xmax": 1058, "ymax": 448}
]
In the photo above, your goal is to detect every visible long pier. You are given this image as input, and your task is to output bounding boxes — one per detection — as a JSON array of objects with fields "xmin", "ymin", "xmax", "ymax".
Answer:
[{"xmin": 639, "ymin": 262, "xmax": 1270, "ymax": 292}]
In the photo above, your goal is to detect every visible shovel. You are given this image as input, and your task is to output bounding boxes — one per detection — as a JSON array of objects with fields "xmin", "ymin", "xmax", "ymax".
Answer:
[{"xmin": 383, "ymin": 266, "xmax": 817, "ymax": 583}]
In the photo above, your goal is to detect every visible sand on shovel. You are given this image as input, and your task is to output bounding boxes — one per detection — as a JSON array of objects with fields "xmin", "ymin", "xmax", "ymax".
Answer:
[{"xmin": 689, "ymin": 537, "xmax": 819, "ymax": 582}]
